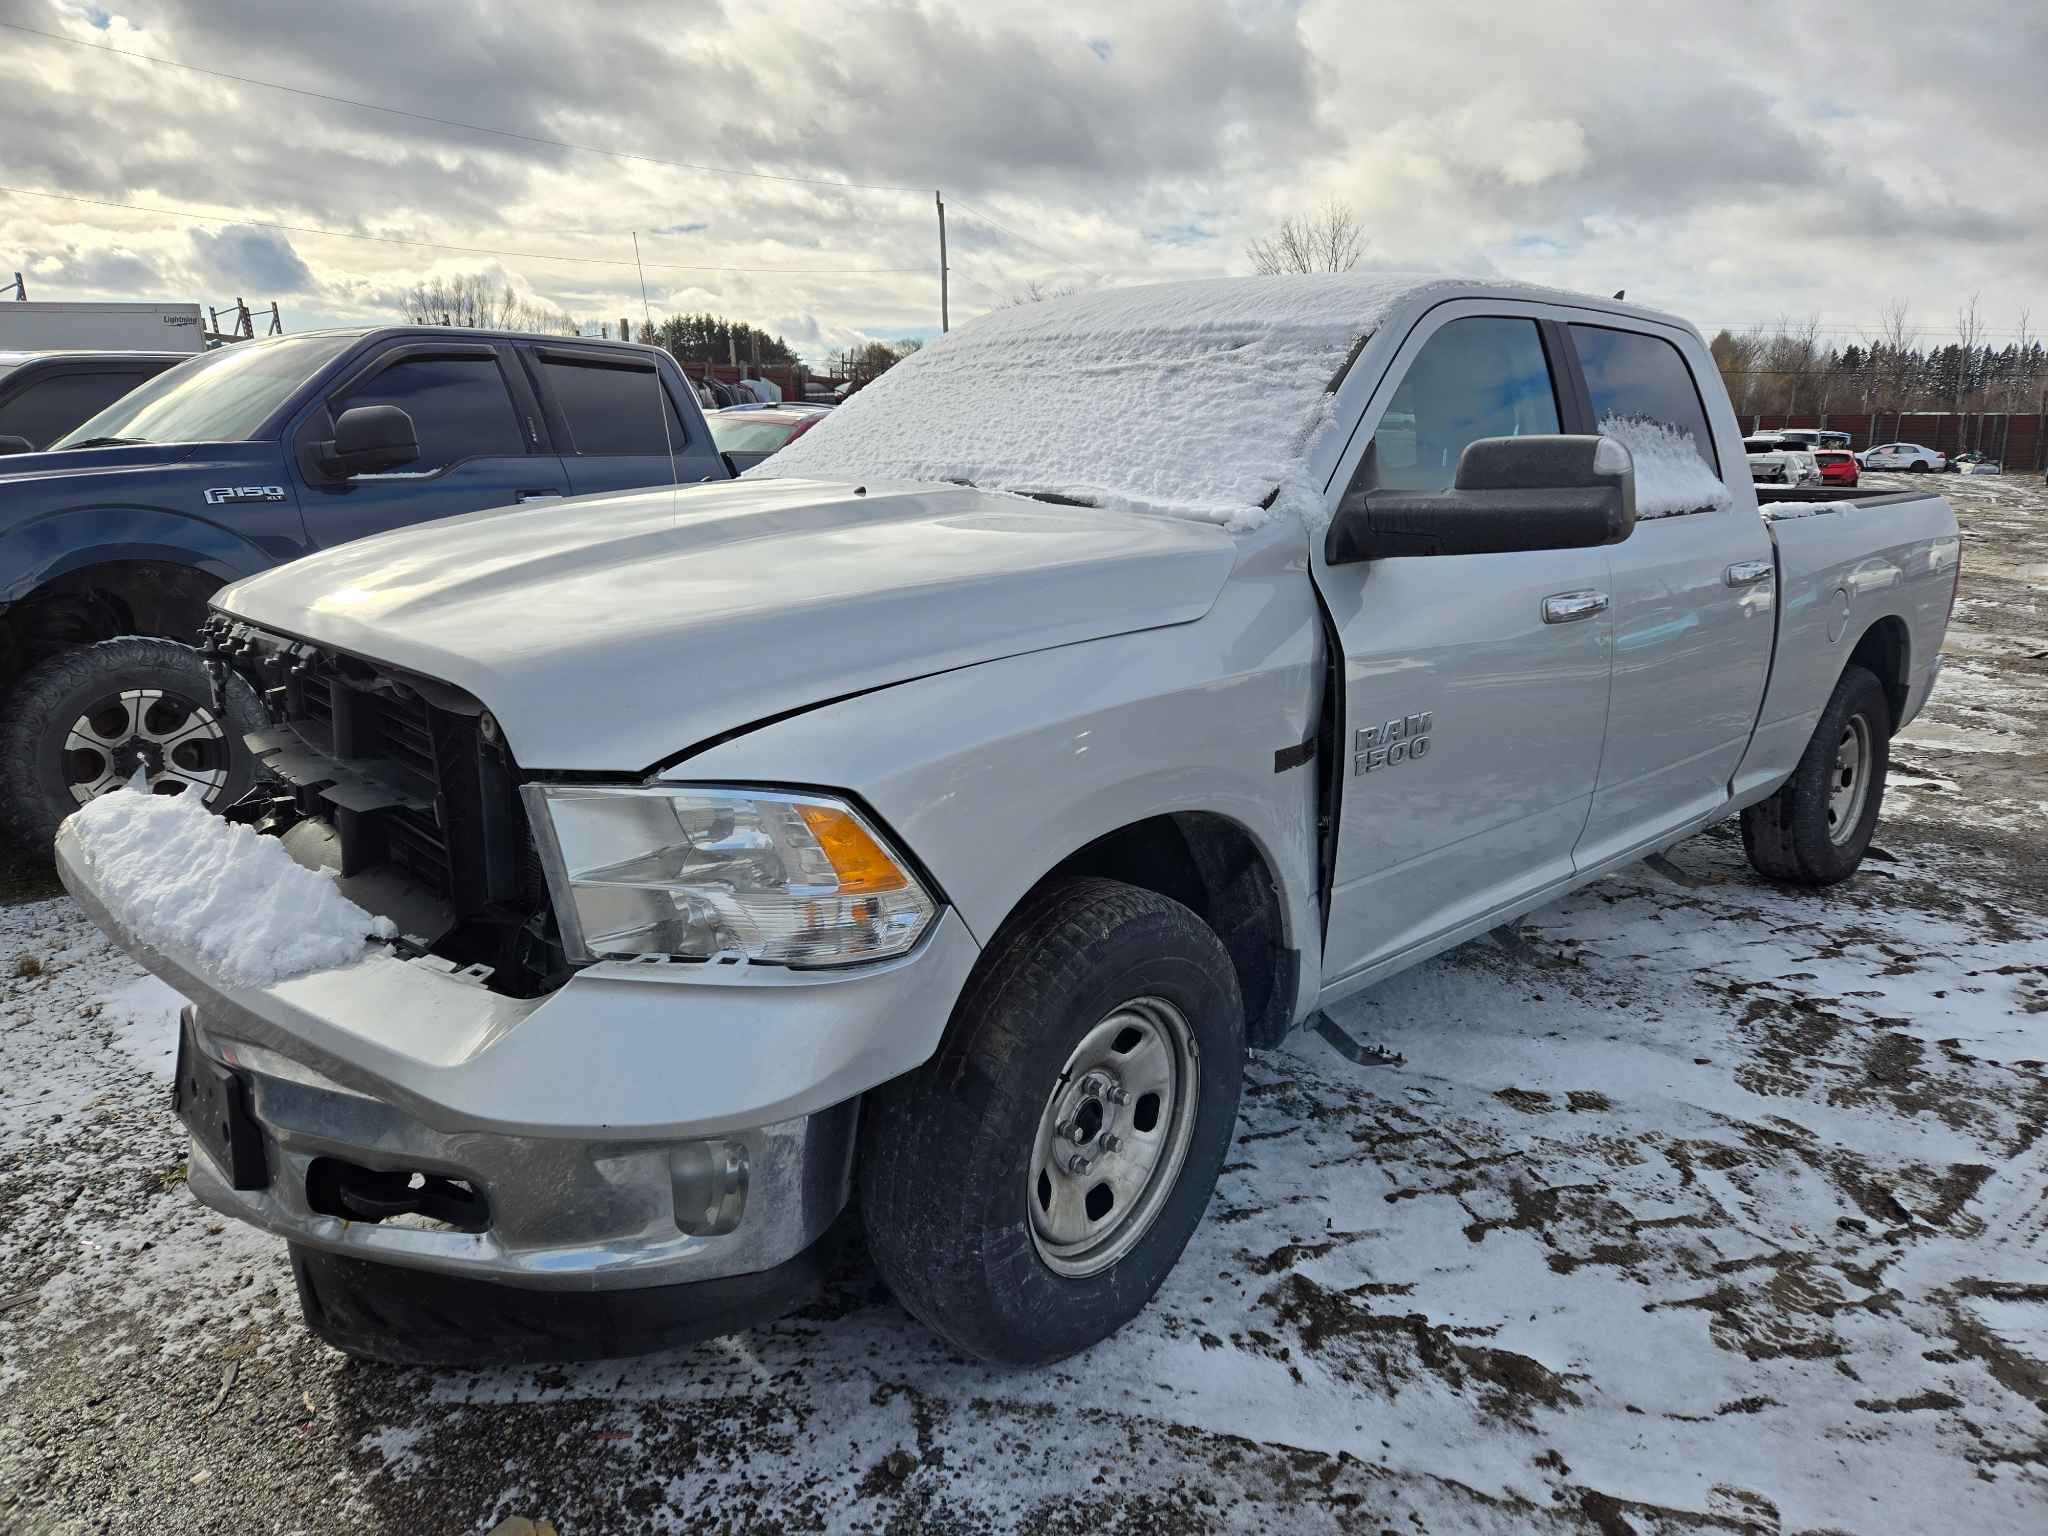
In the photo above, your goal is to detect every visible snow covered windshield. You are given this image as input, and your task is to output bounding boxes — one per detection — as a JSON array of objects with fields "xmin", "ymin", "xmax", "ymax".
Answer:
[{"xmin": 751, "ymin": 274, "xmax": 1459, "ymax": 530}]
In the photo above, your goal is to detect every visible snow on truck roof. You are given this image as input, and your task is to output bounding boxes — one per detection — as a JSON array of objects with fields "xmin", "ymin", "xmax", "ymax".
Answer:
[{"xmin": 751, "ymin": 272, "xmax": 1691, "ymax": 530}]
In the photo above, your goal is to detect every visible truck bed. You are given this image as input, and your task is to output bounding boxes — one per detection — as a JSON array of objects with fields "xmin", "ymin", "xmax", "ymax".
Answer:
[{"xmin": 1735, "ymin": 488, "xmax": 1961, "ymax": 804}]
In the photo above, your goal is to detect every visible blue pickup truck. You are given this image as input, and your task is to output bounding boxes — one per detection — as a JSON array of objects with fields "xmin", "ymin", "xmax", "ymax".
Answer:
[{"xmin": 0, "ymin": 326, "xmax": 727, "ymax": 847}]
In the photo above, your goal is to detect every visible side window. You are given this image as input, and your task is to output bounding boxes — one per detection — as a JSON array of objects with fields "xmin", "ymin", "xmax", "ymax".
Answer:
[
  {"xmin": 539, "ymin": 358, "xmax": 687, "ymax": 455},
  {"xmin": 334, "ymin": 355, "xmax": 524, "ymax": 470},
  {"xmin": 0, "ymin": 370, "xmax": 157, "ymax": 449},
  {"xmin": 1569, "ymin": 324, "xmax": 1728, "ymax": 516},
  {"xmin": 1363, "ymin": 316, "xmax": 1560, "ymax": 493}
]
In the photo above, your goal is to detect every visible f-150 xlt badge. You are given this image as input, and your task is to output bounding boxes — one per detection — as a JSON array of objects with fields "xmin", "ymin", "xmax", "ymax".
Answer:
[
  {"xmin": 1355, "ymin": 712, "xmax": 1433, "ymax": 775},
  {"xmin": 204, "ymin": 485, "xmax": 288, "ymax": 505}
]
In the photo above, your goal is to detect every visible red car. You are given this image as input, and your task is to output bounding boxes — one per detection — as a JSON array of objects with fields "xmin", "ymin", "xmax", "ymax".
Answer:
[{"xmin": 1815, "ymin": 449, "xmax": 1859, "ymax": 487}]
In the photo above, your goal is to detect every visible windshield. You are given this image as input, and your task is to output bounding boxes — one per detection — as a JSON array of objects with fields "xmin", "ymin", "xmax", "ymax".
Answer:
[{"xmin": 53, "ymin": 333, "xmax": 357, "ymax": 448}]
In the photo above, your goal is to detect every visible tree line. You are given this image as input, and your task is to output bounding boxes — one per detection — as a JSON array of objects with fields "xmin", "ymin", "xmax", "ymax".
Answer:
[{"xmin": 1709, "ymin": 302, "xmax": 2043, "ymax": 419}]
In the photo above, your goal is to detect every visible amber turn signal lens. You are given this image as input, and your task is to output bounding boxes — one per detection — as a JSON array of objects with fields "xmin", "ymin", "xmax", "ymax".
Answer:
[{"xmin": 795, "ymin": 802, "xmax": 910, "ymax": 894}]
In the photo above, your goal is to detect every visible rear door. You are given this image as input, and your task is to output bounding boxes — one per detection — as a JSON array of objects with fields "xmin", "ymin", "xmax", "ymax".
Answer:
[
  {"xmin": 1313, "ymin": 306, "xmax": 1616, "ymax": 987},
  {"xmin": 292, "ymin": 340, "xmax": 570, "ymax": 547},
  {"xmin": 1563, "ymin": 322, "xmax": 1776, "ymax": 867},
  {"xmin": 526, "ymin": 345, "xmax": 724, "ymax": 496}
]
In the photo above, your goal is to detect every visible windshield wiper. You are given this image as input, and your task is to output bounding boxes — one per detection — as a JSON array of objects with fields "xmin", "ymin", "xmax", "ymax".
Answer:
[{"xmin": 64, "ymin": 436, "xmax": 146, "ymax": 449}]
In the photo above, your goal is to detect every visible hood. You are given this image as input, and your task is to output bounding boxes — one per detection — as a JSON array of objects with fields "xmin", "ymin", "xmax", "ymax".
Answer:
[
  {"xmin": 0, "ymin": 440, "xmax": 204, "ymax": 487},
  {"xmin": 213, "ymin": 477, "xmax": 1240, "ymax": 771}
]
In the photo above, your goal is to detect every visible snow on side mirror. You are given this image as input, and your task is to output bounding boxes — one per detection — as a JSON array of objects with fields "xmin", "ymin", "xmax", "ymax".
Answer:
[{"xmin": 1326, "ymin": 434, "xmax": 1637, "ymax": 564}]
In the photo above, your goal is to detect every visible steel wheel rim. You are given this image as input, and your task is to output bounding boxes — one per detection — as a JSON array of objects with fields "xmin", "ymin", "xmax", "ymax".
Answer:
[
  {"xmin": 1028, "ymin": 996, "xmax": 1199, "ymax": 1279},
  {"xmin": 63, "ymin": 687, "xmax": 229, "ymax": 806},
  {"xmin": 1826, "ymin": 713, "xmax": 1873, "ymax": 845}
]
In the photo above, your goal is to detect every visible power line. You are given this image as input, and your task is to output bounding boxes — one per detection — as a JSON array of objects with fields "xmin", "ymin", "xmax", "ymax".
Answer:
[
  {"xmin": 0, "ymin": 19, "xmax": 926, "ymax": 196},
  {"xmin": 0, "ymin": 184, "xmax": 933, "ymax": 276},
  {"xmin": 948, "ymin": 200, "xmax": 1096, "ymax": 275}
]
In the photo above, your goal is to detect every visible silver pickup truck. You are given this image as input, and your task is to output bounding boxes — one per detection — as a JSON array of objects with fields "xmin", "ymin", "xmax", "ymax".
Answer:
[{"xmin": 57, "ymin": 275, "xmax": 1961, "ymax": 1367}]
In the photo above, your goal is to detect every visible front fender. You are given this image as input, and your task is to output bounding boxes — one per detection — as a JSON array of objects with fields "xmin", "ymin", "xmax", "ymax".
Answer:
[
  {"xmin": 0, "ymin": 505, "xmax": 282, "ymax": 604},
  {"xmin": 677, "ymin": 521, "xmax": 1324, "ymax": 1009}
]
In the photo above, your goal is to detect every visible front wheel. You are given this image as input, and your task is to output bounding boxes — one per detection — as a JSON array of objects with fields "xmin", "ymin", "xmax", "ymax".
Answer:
[
  {"xmin": 1740, "ymin": 663, "xmax": 1891, "ymax": 887},
  {"xmin": 860, "ymin": 878, "xmax": 1244, "ymax": 1364},
  {"xmin": 0, "ymin": 638, "xmax": 266, "ymax": 851}
]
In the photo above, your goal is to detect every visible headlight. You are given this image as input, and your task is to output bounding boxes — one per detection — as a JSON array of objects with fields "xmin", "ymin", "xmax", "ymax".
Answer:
[{"xmin": 524, "ymin": 785, "xmax": 936, "ymax": 967}]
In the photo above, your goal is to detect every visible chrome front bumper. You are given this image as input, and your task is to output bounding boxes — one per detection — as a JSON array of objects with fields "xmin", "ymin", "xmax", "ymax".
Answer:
[{"xmin": 57, "ymin": 820, "xmax": 980, "ymax": 1291}]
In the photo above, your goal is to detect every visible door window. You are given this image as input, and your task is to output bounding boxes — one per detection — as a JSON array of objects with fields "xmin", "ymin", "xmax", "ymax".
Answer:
[
  {"xmin": 334, "ymin": 355, "xmax": 524, "ymax": 470},
  {"xmin": 1362, "ymin": 316, "xmax": 1561, "ymax": 493},
  {"xmin": 0, "ymin": 370, "xmax": 160, "ymax": 449},
  {"xmin": 540, "ymin": 357, "xmax": 688, "ymax": 455},
  {"xmin": 1569, "ymin": 325, "xmax": 1721, "ymax": 477}
]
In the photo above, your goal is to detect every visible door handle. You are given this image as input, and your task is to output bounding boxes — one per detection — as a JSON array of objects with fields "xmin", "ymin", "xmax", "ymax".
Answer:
[
  {"xmin": 1541, "ymin": 590, "xmax": 1608, "ymax": 624},
  {"xmin": 517, "ymin": 489, "xmax": 564, "ymax": 503},
  {"xmin": 1726, "ymin": 559, "xmax": 1774, "ymax": 587}
]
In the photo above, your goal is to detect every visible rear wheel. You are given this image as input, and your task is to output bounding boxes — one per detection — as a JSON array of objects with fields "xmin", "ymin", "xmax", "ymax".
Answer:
[
  {"xmin": 860, "ymin": 878, "xmax": 1244, "ymax": 1364},
  {"xmin": 1909, "ymin": 459, "xmax": 1930, "ymax": 472},
  {"xmin": 1741, "ymin": 663, "xmax": 1891, "ymax": 887},
  {"xmin": 0, "ymin": 638, "xmax": 265, "ymax": 850}
]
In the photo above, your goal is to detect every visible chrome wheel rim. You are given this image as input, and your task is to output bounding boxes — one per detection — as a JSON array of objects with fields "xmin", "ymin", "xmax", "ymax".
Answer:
[
  {"xmin": 1826, "ymin": 713, "xmax": 1873, "ymax": 845},
  {"xmin": 1028, "ymin": 996, "xmax": 1199, "ymax": 1279},
  {"xmin": 63, "ymin": 688, "xmax": 229, "ymax": 806}
]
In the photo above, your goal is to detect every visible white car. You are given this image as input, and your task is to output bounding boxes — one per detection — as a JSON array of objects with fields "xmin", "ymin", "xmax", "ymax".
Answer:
[
  {"xmin": 1859, "ymin": 441, "xmax": 1947, "ymax": 472},
  {"xmin": 1744, "ymin": 435, "xmax": 1821, "ymax": 487}
]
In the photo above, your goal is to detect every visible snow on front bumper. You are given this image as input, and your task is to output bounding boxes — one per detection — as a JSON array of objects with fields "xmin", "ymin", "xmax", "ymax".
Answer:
[{"xmin": 55, "ymin": 820, "xmax": 981, "ymax": 1290}]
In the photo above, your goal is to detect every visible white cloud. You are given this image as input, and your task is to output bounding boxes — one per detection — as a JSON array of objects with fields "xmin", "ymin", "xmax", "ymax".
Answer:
[{"xmin": 0, "ymin": 0, "xmax": 2040, "ymax": 361}]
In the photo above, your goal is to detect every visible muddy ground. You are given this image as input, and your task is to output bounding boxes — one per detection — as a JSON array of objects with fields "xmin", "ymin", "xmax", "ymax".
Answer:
[{"xmin": 0, "ymin": 472, "xmax": 2042, "ymax": 1533}]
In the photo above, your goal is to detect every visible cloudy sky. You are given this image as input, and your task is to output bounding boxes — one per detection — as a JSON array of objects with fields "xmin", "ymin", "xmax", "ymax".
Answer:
[{"xmin": 2, "ymin": 0, "xmax": 2043, "ymax": 363}]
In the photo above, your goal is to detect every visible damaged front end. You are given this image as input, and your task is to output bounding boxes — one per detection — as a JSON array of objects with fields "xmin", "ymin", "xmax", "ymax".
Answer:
[{"xmin": 201, "ymin": 615, "xmax": 569, "ymax": 999}]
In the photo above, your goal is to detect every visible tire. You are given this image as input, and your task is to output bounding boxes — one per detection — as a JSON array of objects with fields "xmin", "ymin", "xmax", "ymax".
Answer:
[
  {"xmin": 0, "ymin": 638, "xmax": 266, "ymax": 851},
  {"xmin": 1909, "ymin": 459, "xmax": 1930, "ymax": 473},
  {"xmin": 860, "ymin": 877, "xmax": 1245, "ymax": 1365},
  {"xmin": 1741, "ymin": 663, "xmax": 1891, "ymax": 887}
]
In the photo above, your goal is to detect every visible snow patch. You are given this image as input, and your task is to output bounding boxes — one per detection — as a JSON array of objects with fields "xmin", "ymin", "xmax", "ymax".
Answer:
[
  {"xmin": 1599, "ymin": 413, "xmax": 1733, "ymax": 518},
  {"xmin": 66, "ymin": 788, "xmax": 394, "ymax": 989},
  {"xmin": 753, "ymin": 273, "xmax": 1477, "ymax": 532}
]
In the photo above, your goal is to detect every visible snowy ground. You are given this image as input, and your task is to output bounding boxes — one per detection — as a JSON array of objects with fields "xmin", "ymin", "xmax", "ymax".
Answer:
[{"xmin": 1, "ymin": 474, "xmax": 2042, "ymax": 1534}]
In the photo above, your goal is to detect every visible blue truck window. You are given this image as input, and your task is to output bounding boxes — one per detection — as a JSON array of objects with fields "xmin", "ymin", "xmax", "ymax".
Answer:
[
  {"xmin": 1569, "ymin": 324, "xmax": 1721, "ymax": 477},
  {"xmin": 541, "ymin": 358, "xmax": 686, "ymax": 456},
  {"xmin": 337, "ymin": 356, "xmax": 525, "ymax": 467}
]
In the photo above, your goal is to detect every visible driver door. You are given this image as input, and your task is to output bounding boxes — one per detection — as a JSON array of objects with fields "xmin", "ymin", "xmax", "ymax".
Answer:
[
  {"xmin": 1313, "ymin": 309, "xmax": 1615, "ymax": 989},
  {"xmin": 294, "ymin": 341, "xmax": 569, "ymax": 547}
]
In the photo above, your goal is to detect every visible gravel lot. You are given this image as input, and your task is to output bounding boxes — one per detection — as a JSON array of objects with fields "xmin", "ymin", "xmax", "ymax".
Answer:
[{"xmin": 1, "ymin": 473, "xmax": 2042, "ymax": 1534}]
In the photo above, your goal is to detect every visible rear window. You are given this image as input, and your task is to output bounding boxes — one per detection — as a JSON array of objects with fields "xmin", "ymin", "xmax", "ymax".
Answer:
[{"xmin": 1569, "ymin": 325, "xmax": 1721, "ymax": 479}]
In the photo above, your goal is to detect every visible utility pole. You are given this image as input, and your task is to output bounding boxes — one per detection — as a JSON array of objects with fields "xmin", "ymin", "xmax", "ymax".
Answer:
[
  {"xmin": 7, "ymin": 271, "xmax": 23, "ymax": 300},
  {"xmin": 936, "ymin": 190, "xmax": 949, "ymax": 333}
]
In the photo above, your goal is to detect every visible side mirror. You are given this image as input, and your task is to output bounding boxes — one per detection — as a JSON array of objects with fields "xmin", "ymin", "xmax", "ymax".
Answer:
[
  {"xmin": 316, "ymin": 404, "xmax": 419, "ymax": 478},
  {"xmin": 0, "ymin": 434, "xmax": 32, "ymax": 456},
  {"xmin": 1327, "ymin": 434, "xmax": 1636, "ymax": 564}
]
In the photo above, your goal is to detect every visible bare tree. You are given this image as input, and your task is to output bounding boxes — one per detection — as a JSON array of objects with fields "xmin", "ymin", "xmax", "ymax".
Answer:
[
  {"xmin": 2005, "ymin": 306, "xmax": 2032, "ymax": 413},
  {"xmin": 1245, "ymin": 201, "xmax": 1366, "ymax": 275},
  {"xmin": 1950, "ymin": 292, "xmax": 1986, "ymax": 416},
  {"xmin": 400, "ymin": 271, "xmax": 578, "ymax": 334},
  {"xmin": 1778, "ymin": 313, "xmax": 1822, "ymax": 416},
  {"xmin": 1000, "ymin": 279, "xmax": 1080, "ymax": 307}
]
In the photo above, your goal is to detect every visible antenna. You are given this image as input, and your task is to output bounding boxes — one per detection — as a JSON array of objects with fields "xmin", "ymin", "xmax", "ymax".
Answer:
[{"xmin": 631, "ymin": 231, "xmax": 680, "ymax": 517}]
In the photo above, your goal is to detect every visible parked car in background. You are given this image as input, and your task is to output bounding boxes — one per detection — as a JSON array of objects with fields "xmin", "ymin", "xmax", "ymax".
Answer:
[
  {"xmin": 1859, "ymin": 441, "xmax": 1946, "ymax": 472},
  {"xmin": 0, "ymin": 349, "xmax": 186, "ymax": 453},
  {"xmin": 1770, "ymin": 428, "xmax": 1851, "ymax": 453},
  {"xmin": 707, "ymin": 404, "xmax": 825, "ymax": 470},
  {"xmin": 1815, "ymin": 448, "xmax": 1860, "ymax": 486},
  {"xmin": 61, "ymin": 274, "xmax": 1960, "ymax": 1369},
  {"xmin": 1744, "ymin": 434, "xmax": 1821, "ymax": 487},
  {"xmin": 0, "ymin": 326, "xmax": 729, "ymax": 848},
  {"xmin": 1949, "ymin": 450, "xmax": 2001, "ymax": 475}
]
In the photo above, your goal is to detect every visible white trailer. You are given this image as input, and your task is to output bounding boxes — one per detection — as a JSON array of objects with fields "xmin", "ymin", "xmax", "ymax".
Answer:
[{"xmin": 0, "ymin": 301, "xmax": 205, "ymax": 353}]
